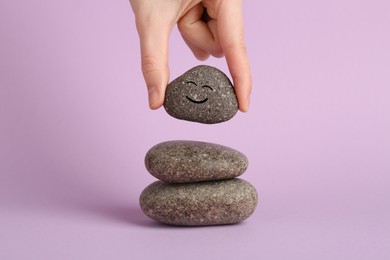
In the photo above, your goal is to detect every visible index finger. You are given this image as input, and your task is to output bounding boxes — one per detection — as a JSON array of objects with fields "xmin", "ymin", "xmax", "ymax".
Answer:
[{"xmin": 216, "ymin": 1, "xmax": 252, "ymax": 112}]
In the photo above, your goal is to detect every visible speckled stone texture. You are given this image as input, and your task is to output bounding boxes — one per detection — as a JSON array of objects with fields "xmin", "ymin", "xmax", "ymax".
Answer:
[
  {"xmin": 139, "ymin": 178, "xmax": 258, "ymax": 226},
  {"xmin": 145, "ymin": 140, "xmax": 248, "ymax": 183},
  {"xmin": 164, "ymin": 65, "xmax": 238, "ymax": 124}
]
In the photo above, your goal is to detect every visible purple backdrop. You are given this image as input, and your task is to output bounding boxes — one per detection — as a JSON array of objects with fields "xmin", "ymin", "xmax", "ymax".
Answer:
[{"xmin": 1, "ymin": 0, "xmax": 389, "ymax": 259}]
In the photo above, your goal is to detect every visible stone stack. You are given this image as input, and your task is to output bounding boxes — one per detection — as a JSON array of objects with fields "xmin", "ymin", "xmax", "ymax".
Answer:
[{"xmin": 139, "ymin": 65, "xmax": 258, "ymax": 226}]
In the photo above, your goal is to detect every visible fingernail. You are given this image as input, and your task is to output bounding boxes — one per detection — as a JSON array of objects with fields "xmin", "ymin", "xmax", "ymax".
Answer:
[
  {"xmin": 241, "ymin": 94, "xmax": 250, "ymax": 112},
  {"xmin": 148, "ymin": 88, "xmax": 160, "ymax": 110}
]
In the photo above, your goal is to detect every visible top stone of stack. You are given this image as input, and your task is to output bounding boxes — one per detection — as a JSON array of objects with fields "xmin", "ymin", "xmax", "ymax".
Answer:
[{"xmin": 164, "ymin": 65, "xmax": 238, "ymax": 124}]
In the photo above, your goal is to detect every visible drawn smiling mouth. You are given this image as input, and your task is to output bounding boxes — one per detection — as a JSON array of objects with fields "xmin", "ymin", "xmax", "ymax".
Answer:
[
  {"xmin": 186, "ymin": 96, "xmax": 208, "ymax": 104},
  {"xmin": 185, "ymin": 81, "xmax": 213, "ymax": 104}
]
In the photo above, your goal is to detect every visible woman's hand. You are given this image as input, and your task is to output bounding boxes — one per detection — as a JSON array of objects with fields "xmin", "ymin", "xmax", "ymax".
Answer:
[{"xmin": 130, "ymin": 0, "xmax": 252, "ymax": 112}]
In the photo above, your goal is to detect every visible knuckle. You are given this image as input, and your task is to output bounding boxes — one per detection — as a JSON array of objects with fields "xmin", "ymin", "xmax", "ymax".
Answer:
[
  {"xmin": 226, "ymin": 39, "xmax": 247, "ymax": 53},
  {"xmin": 141, "ymin": 56, "xmax": 160, "ymax": 75},
  {"xmin": 224, "ymin": 30, "xmax": 247, "ymax": 52},
  {"xmin": 177, "ymin": 20, "xmax": 189, "ymax": 34},
  {"xmin": 211, "ymin": 48, "xmax": 224, "ymax": 58}
]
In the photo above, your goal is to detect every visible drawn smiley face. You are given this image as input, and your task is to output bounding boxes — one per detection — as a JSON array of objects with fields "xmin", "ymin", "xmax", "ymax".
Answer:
[
  {"xmin": 164, "ymin": 65, "xmax": 238, "ymax": 124},
  {"xmin": 185, "ymin": 81, "xmax": 214, "ymax": 104}
]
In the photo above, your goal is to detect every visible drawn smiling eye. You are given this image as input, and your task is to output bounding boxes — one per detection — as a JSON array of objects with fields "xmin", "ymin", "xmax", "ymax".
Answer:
[
  {"xmin": 186, "ymin": 81, "xmax": 213, "ymax": 91},
  {"xmin": 187, "ymin": 81, "xmax": 197, "ymax": 86},
  {"xmin": 185, "ymin": 81, "xmax": 213, "ymax": 104},
  {"xmin": 202, "ymin": 85, "xmax": 213, "ymax": 91}
]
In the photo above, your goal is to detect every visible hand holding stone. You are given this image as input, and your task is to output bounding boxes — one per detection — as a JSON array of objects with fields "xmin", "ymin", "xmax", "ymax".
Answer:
[{"xmin": 130, "ymin": 0, "xmax": 252, "ymax": 111}]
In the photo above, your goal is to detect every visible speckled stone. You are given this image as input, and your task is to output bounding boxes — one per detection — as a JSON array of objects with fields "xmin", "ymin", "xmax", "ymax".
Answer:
[
  {"xmin": 145, "ymin": 140, "xmax": 248, "ymax": 183},
  {"xmin": 139, "ymin": 178, "xmax": 258, "ymax": 226},
  {"xmin": 164, "ymin": 65, "xmax": 238, "ymax": 124}
]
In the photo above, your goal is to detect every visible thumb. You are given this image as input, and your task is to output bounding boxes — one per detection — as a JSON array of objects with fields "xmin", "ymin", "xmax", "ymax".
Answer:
[{"xmin": 136, "ymin": 22, "xmax": 170, "ymax": 110}]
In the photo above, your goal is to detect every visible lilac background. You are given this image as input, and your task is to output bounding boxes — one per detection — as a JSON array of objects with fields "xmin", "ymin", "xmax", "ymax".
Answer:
[{"xmin": 1, "ymin": 0, "xmax": 389, "ymax": 259}]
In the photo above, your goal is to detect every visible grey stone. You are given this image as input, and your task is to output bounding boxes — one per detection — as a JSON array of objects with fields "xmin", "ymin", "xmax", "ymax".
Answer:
[
  {"xmin": 164, "ymin": 65, "xmax": 238, "ymax": 124},
  {"xmin": 145, "ymin": 140, "xmax": 248, "ymax": 183},
  {"xmin": 139, "ymin": 178, "xmax": 258, "ymax": 226}
]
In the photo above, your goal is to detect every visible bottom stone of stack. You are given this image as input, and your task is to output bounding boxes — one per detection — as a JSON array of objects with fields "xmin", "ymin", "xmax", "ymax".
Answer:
[{"xmin": 139, "ymin": 178, "xmax": 258, "ymax": 226}]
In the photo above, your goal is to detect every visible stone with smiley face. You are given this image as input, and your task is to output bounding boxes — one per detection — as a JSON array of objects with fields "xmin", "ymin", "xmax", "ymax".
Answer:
[{"xmin": 164, "ymin": 65, "xmax": 238, "ymax": 124}]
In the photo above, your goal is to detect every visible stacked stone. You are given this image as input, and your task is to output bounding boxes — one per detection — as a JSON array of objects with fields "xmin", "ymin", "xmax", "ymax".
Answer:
[{"xmin": 139, "ymin": 65, "xmax": 258, "ymax": 226}]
